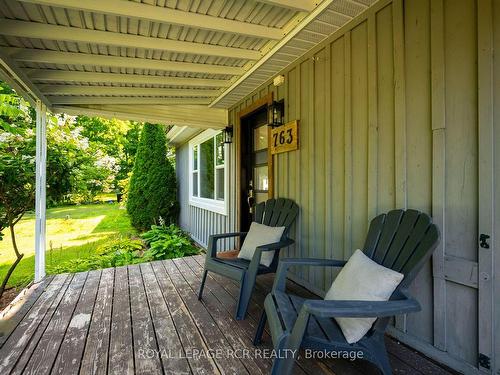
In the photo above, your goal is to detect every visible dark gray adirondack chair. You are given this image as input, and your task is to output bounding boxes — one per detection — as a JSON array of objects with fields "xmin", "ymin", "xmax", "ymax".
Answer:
[
  {"xmin": 253, "ymin": 209, "xmax": 440, "ymax": 375},
  {"xmin": 198, "ymin": 198, "xmax": 299, "ymax": 320}
]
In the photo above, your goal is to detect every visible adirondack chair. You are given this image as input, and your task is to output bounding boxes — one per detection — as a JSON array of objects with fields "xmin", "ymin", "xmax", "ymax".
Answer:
[
  {"xmin": 198, "ymin": 198, "xmax": 299, "ymax": 320},
  {"xmin": 253, "ymin": 209, "xmax": 440, "ymax": 375}
]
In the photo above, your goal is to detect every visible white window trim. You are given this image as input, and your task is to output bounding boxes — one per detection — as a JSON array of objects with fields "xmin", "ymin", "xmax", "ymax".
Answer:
[{"xmin": 188, "ymin": 129, "xmax": 229, "ymax": 216}]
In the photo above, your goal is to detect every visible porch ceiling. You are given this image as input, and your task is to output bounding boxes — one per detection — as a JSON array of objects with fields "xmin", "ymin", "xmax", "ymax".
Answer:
[{"xmin": 0, "ymin": 0, "xmax": 376, "ymax": 126}]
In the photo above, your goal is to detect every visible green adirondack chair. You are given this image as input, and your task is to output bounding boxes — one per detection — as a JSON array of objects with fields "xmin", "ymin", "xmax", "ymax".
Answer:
[
  {"xmin": 253, "ymin": 209, "xmax": 440, "ymax": 375},
  {"xmin": 198, "ymin": 198, "xmax": 299, "ymax": 320}
]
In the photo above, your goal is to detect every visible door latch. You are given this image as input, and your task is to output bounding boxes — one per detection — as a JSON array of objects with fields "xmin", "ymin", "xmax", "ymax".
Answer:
[
  {"xmin": 479, "ymin": 234, "xmax": 490, "ymax": 249},
  {"xmin": 478, "ymin": 353, "xmax": 491, "ymax": 369}
]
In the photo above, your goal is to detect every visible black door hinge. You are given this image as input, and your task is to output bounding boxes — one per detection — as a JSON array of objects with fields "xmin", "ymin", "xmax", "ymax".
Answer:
[
  {"xmin": 479, "ymin": 234, "xmax": 490, "ymax": 249},
  {"xmin": 479, "ymin": 353, "xmax": 491, "ymax": 369}
]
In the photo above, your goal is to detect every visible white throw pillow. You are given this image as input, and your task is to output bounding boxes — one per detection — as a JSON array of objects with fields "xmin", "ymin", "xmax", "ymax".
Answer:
[
  {"xmin": 237, "ymin": 222, "xmax": 285, "ymax": 267},
  {"xmin": 324, "ymin": 249, "xmax": 404, "ymax": 344}
]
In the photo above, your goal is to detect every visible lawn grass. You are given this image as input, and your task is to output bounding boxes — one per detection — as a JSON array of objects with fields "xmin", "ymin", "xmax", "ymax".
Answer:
[{"xmin": 0, "ymin": 202, "xmax": 135, "ymax": 289}]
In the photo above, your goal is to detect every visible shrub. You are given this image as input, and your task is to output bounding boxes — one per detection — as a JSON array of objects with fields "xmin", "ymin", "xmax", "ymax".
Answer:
[
  {"xmin": 46, "ymin": 225, "xmax": 197, "ymax": 276},
  {"xmin": 48, "ymin": 238, "xmax": 145, "ymax": 274},
  {"xmin": 141, "ymin": 224, "xmax": 198, "ymax": 260},
  {"xmin": 127, "ymin": 123, "xmax": 178, "ymax": 231}
]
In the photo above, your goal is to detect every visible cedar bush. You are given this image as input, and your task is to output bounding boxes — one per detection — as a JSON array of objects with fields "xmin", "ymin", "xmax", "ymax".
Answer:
[{"xmin": 127, "ymin": 123, "xmax": 178, "ymax": 231}]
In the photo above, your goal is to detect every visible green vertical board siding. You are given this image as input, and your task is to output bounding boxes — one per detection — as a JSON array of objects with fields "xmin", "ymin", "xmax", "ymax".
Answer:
[
  {"xmin": 313, "ymin": 48, "xmax": 327, "ymax": 289},
  {"xmin": 219, "ymin": 0, "xmax": 498, "ymax": 372},
  {"xmin": 404, "ymin": 0, "xmax": 433, "ymax": 344},
  {"xmin": 350, "ymin": 21, "xmax": 369, "ymax": 253},
  {"xmin": 330, "ymin": 37, "xmax": 346, "ymax": 287},
  {"xmin": 376, "ymin": 5, "xmax": 396, "ymax": 213}
]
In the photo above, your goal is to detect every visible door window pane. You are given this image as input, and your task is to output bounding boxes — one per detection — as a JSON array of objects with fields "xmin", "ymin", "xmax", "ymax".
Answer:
[
  {"xmin": 255, "ymin": 192, "xmax": 268, "ymax": 204},
  {"xmin": 254, "ymin": 150, "xmax": 268, "ymax": 165},
  {"xmin": 254, "ymin": 166, "xmax": 269, "ymax": 191},
  {"xmin": 254, "ymin": 126, "xmax": 268, "ymax": 151},
  {"xmin": 200, "ymin": 137, "xmax": 214, "ymax": 199}
]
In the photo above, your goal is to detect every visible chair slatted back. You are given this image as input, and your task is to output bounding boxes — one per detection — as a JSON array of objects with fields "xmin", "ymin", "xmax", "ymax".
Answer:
[
  {"xmin": 362, "ymin": 209, "xmax": 439, "ymax": 289},
  {"xmin": 254, "ymin": 198, "xmax": 299, "ymax": 236},
  {"xmin": 253, "ymin": 198, "xmax": 299, "ymax": 271}
]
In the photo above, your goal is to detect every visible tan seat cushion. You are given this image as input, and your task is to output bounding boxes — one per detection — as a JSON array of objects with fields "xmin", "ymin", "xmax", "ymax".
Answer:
[{"xmin": 216, "ymin": 250, "xmax": 240, "ymax": 259}]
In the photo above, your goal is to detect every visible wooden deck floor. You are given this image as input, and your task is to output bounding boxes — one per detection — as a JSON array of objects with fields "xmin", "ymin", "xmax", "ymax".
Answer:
[{"xmin": 0, "ymin": 255, "xmax": 456, "ymax": 375}]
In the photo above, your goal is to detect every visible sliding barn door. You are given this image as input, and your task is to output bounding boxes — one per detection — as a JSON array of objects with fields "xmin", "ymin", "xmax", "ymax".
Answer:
[
  {"xmin": 477, "ymin": 1, "xmax": 495, "ymax": 373},
  {"xmin": 431, "ymin": 0, "xmax": 496, "ymax": 373}
]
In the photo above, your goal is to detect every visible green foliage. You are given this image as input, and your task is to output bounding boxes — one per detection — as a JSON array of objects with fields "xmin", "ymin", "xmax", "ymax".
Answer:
[
  {"xmin": 0, "ymin": 202, "xmax": 135, "ymax": 288},
  {"xmin": 65, "ymin": 119, "xmax": 141, "ymax": 203},
  {"xmin": 141, "ymin": 224, "xmax": 198, "ymax": 260},
  {"xmin": 48, "ymin": 237, "xmax": 145, "ymax": 273},
  {"xmin": 46, "ymin": 225, "xmax": 198, "ymax": 276},
  {"xmin": 127, "ymin": 123, "xmax": 179, "ymax": 231}
]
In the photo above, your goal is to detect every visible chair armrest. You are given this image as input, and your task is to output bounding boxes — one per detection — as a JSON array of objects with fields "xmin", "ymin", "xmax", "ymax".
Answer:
[
  {"xmin": 210, "ymin": 232, "xmax": 248, "ymax": 240},
  {"xmin": 206, "ymin": 232, "xmax": 248, "ymax": 258},
  {"xmin": 302, "ymin": 292, "xmax": 421, "ymax": 318},
  {"xmin": 247, "ymin": 238, "xmax": 295, "ymax": 274},
  {"xmin": 256, "ymin": 238, "xmax": 295, "ymax": 251},
  {"xmin": 272, "ymin": 258, "xmax": 347, "ymax": 293}
]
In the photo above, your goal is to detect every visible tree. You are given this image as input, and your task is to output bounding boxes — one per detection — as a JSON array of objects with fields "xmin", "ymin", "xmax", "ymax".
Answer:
[
  {"xmin": 74, "ymin": 116, "xmax": 141, "ymax": 198},
  {"xmin": 127, "ymin": 123, "xmax": 178, "ymax": 231},
  {"xmin": 0, "ymin": 84, "xmax": 82, "ymax": 297}
]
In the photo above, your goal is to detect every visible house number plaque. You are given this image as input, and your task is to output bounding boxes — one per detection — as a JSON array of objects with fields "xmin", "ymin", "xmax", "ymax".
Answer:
[{"xmin": 270, "ymin": 120, "xmax": 299, "ymax": 155}]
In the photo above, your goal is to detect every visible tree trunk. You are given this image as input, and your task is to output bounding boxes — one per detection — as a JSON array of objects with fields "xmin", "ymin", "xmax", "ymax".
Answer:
[{"xmin": 0, "ymin": 224, "xmax": 24, "ymax": 299}]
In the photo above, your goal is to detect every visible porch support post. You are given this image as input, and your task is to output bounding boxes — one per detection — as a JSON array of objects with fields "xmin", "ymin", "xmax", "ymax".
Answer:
[{"xmin": 34, "ymin": 100, "xmax": 47, "ymax": 282}]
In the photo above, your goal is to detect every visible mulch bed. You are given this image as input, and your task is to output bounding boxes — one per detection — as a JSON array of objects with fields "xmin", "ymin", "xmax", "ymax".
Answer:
[{"xmin": 0, "ymin": 288, "xmax": 21, "ymax": 312}]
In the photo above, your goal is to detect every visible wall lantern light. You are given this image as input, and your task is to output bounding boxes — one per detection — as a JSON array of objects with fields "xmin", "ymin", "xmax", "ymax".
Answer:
[
  {"xmin": 223, "ymin": 125, "xmax": 233, "ymax": 144},
  {"xmin": 268, "ymin": 100, "xmax": 285, "ymax": 128}
]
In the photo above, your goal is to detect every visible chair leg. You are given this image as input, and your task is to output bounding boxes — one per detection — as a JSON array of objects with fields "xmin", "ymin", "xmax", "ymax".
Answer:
[
  {"xmin": 235, "ymin": 271, "xmax": 256, "ymax": 320},
  {"xmin": 253, "ymin": 310, "xmax": 267, "ymax": 345},
  {"xmin": 373, "ymin": 346, "xmax": 392, "ymax": 375},
  {"xmin": 198, "ymin": 269, "xmax": 208, "ymax": 300},
  {"xmin": 270, "ymin": 338, "xmax": 298, "ymax": 375}
]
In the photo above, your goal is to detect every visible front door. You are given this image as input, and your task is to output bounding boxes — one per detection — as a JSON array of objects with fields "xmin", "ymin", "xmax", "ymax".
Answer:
[{"xmin": 240, "ymin": 107, "xmax": 270, "ymax": 231}]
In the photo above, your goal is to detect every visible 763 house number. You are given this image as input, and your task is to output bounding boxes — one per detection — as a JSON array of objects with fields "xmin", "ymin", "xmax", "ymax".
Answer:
[{"xmin": 270, "ymin": 120, "xmax": 299, "ymax": 155}]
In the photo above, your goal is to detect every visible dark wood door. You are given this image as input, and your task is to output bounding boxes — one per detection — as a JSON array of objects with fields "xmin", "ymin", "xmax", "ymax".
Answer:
[{"xmin": 240, "ymin": 107, "xmax": 269, "ymax": 231}]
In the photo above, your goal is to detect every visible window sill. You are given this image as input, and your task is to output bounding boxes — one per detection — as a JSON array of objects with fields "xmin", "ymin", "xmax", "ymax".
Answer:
[{"xmin": 189, "ymin": 197, "xmax": 227, "ymax": 216}]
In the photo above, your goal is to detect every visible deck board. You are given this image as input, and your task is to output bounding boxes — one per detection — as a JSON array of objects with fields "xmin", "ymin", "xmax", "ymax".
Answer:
[
  {"xmin": 80, "ymin": 268, "xmax": 114, "ymax": 375},
  {"xmin": 108, "ymin": 266, "xmax": 134, "ymax": 375},
  {"xmin": 0, "ymin": 255, "xmax": 457, "ymax": 375},
  {"xmin": 164, "ymin": 259, "xmax": 249, "ymax": 374},
  {"xmin": 8, "ymin": 274, "xmax": 73, "ymax": 375},
  {"xmin": 0, "ymin": 275, "xmax": 55, "ymax": 348},
  {"xmin": 150, "ymin": 260, "xmax": 219, "ymax": 374},
  {"xmin": 140, "ymin": 262, "xmax": 191, "ymax": 374},
  {"xmin": 21, "ymin": 271, "xmax": 87, "ymax": 375},
  {"xmin": 172, "ymin": 257, "xmax": 273, "ymax": 375},
  {"xmin": 52, "ymin": 270, "xmax": 101, "ymax": 375}
]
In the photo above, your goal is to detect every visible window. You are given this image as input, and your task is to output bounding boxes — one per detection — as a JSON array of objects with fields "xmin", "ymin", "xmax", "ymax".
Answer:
[{"xmin": 189, "ymin": 130, "xmax": 227, "ymax": 215}]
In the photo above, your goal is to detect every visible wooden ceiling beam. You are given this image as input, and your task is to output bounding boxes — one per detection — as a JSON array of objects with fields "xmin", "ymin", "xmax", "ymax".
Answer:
[
  {"xmin": 39, "ymin": 84, "xmax": 220, "ymax": 97},
  {"xmin": 255, "ymin": 0, "xmax": 317, "ymax": 12},
  {"xmin": 0, "ymin": 19, "xmax": 261, "ymax": 60},
  {"xmin": 47, "ymin": 96, "xmax": 212, "ymax": 105},
  {"xmin": 18, "ymin": 0, "xmax": 284, "ymax": 40},
  {"xmin": 5, "ymin": 48, "xmax": 245, "ymax": 76},
  {"xmin": 25, "ymin": 69, "xmax": 231, "ymax": 88}
]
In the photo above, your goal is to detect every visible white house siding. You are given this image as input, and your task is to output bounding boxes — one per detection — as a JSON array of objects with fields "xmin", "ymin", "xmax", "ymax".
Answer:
[{"xmin": 176, "ymin": 140, "xmax": 237, "ymax": 251}]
